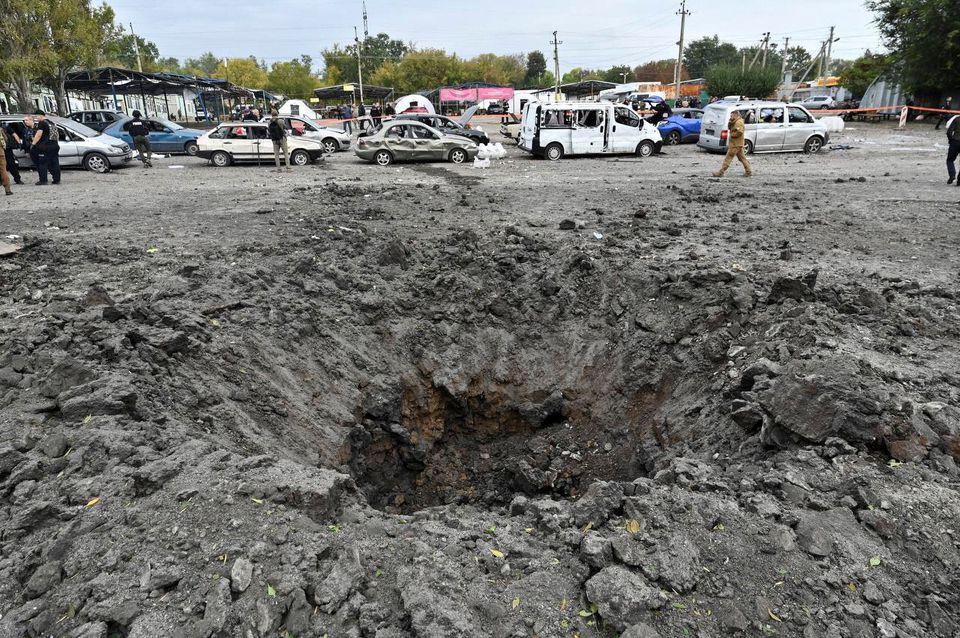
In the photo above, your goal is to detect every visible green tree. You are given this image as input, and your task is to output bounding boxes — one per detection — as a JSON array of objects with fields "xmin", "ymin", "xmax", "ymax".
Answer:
[
  {"xmin": 868, "ymin": 0, "xmax": 958, "ymax": 94},
  {"xmin": 321, "ymin": 33, "xmax": 408, "ymax": 85},
  {"xmin": 103, "ymin": 29, "xmax": 162, "ymax": 71},
  {"xmin": 785, "ymin": 46, "xmax": 812, "ymax": 76},
  {"xmin": 267, "ymin": 55, "xmax": 319, "ymax": 99},
  {"xmin": 369, "ymin": 49, "xmax": 464, "ymax": 94},
  {"xmin": 561, "ymin": 67, "xmax": 601, "ymax": 84},
  {"xmin": 183, "ymin": 52, "xmax": 221, "ymax": 77},
  {"xmin": 524, "ymin": 51, "xmax": 547, "ymax": 87},
  {"xmin": 705, "ymin": 65, "xmax": 780, "ymax": 99},
  {"xmin": 602, "ymin": 64, "xmax": 635, "ymax": 84},
  {"xmin": 216, "ymin": 57, "xmax": 268, "ymax": 89},
  {"xmin": 683, "ymin": 35, "xmax": 740, "ymax": 78},
  {"xmin": 463, "ymin": 53, "xmax": 525, "ymax": 86},
  {"xmin": 633, "ymin": 59, "xmax": 680, "ymax": 84},
  {"xmin": 839, "ymin": 52, "xmax": 890, "ymax": 98},
  {"xmin": 0, "ymin": 0, "xmax": 48, "ymax": 111}
]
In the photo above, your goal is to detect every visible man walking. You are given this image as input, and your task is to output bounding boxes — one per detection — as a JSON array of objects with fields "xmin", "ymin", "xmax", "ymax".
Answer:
[
  {"xmin": 128, "ymin": 110, "xmax": 153, "ymax": 168},
  {"xmin": 268, "ymin": 110, "xmax": 290, "ymax": 172},
  {"xmin": 342, "ymin": 104, "xmax": 353, "ymax": 134},
  {"xmin": 31, "ymin": 110, "xmax": 61, "ymax": 186},
  {"xmin": 935, "ymin": 97, "xmax": 953, "ymax": 130},
  {"xmin": 1, "ymin": 123, "xmax": 22, "ymax": 189},
  {"xmin": 713, "ymin": 110, "xmax": 752, "ymax": 178},
  {"xmin": 946, "ymin": 112, "xmax": 959, "ymax": 186},
  {"xmin": 371, "ymin": 103, "xmax": 383, "ymax": 128}
]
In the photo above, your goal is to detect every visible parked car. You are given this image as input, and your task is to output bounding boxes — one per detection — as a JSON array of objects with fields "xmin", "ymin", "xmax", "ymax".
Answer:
[
  {"xmin": 259, "ymin": 115, "xmax": 351, "ymax": 154},
  {"xmin": 518, "ymin": 101, "xmax": 662, "ymax": 160},
  {"xmin": 485, "ymin": 101, "xmax": 508, "ymax": 115},
  {"xmin": 697, "ymin": 100, "xmax": 829, "ymax": 154},
  {"xmin": 103, "ymin": 116, "xmax": 203, "ymax": 156},
  {"xmin": 196, "ymin": 122, "xmax": 325, "ymax": 167},
  {"xmin": 798, "ymin": 95, "xmax": 836, "ymax": 110},
  {"xmin": 1, "ymin": 114, "xmax": 133, "ymax": 173},
  {"xmin": 354, "ymin": 120, "xmax": 478, "ymax": 166},
  {"xmin": 394, "ymin": 108, "xmax": 488, "ymax": 145},
  {"xmin": 658, "ymin": 108, "xmax": 703, "ymax": 145},
  {"xmin": 499, "ymin": 113, "xmax": 522, "ymax": 141},
  {"xmin": 67, "ymin": 109, "xmax": 124, "ymax": 133}
]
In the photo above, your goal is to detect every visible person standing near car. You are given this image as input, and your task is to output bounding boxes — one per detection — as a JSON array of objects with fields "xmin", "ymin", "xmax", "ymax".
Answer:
[
  {"xmin": 935, "ymin": 97, "xmax": 953, "ymax": 130},
  {"xmin": 712, "ymin": 110, "xmax": 752, "ymax": 178},
  {"xmin": 946, "ymin": 112, "xmax": 960, "ymax": 186},
  {"xmin": 341, "ymin": 104, "xmax": 353, "ymax": 134},
  {"xmin": 2, "ymin": 123, "xmax": 23, "ymax": 188},
  {"xmin": 371, "ymin": 103, "xmax": 382, "ymax": 128},
  {"xmin": 357, "ymin": 103, "xmax": 367, "ymax": 132},
  {"xmin": 268, "ymin": 110, "xmax": 290, "ymax": 172},
  {"xmin": 128, "ymin": 110, "xmax": 153, "ymax": 168},
  {"xmin": 0, "ymin": 124, "xmax": 13, "ymax": 196},
  {"xmin": 31, "ymin": 110, "xmax": 61, "ymax": 186}
]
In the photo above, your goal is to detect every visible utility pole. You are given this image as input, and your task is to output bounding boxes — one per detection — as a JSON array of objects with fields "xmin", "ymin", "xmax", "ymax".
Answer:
[
  {"xmin": 362, "ymin": 1, "xmax": 369, "ymax": 38},
  {"xmin": 673, "ymin": 0, "xmax": 690, "ymax": 105},
  {"xmin": 129, "ymin": 22, "xmax": 143, "ymax": 73},
  {"xmin": 741, "ymin": 51, "xmax": 746, "ymax": 72},
  {"xmin": 747, "ymin": 35, "xmax": 765, "ymax": 70},
  {"xmin": 781, "ymin": 37, "xmax": 790, "ymax": 79},
  {"xmin": 354, "ymin": 26, "xmax": 364, "ymax": 106},
  {"xmin": 788, "ymin": 39, "xmax": 828, "ymax": 100},
  {"xmin": 760, "ymin": 32, "xmax": 771, "ymax": 68},
  {"xmin": 824, "ymin": 26, "xmax": 837, "ymax": 78},
  {"xmin": 551, "ymin": 31, "xmax": 562, "ymax": 98}
]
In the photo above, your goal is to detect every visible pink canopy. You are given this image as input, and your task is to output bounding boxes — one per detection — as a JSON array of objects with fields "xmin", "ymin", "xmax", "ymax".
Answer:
[{"xmin": 440, "ymin": 87, "xmax": 515, "ymax": 102}]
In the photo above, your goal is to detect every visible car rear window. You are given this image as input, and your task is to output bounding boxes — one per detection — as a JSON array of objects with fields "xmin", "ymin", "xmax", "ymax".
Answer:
[{"xmin": 702, "ymin": 107, "xmax": 726, "ymax": 128}]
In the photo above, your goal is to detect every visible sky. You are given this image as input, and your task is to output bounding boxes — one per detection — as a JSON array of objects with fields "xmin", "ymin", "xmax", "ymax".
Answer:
[{"xmin": 105, "ymin": 0, "xmax": 884, "ymax": 74}]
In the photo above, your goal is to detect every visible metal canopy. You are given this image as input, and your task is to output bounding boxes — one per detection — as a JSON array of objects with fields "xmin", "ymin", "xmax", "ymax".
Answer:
[
  {"xmin": 64, "ymin": 67, "xmax": 251, "ymax": 97},
  {"xmin": 313, "ymin": 84, "xmax": 394, "ymax": 101}
]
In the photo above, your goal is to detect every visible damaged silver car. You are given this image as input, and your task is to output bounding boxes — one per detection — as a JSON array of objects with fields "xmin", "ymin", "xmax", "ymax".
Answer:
[{"xmin": 354, "ymin": 120, "xmax": 478, "ymax": 166}]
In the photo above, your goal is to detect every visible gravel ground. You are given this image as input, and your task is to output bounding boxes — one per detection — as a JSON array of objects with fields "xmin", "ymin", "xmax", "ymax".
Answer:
[{"xmin": 1, "ymin": 120, "xmax": 959, "ymax": 638}]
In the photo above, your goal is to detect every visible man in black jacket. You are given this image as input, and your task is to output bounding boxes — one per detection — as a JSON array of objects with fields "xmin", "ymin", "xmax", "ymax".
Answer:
[
  {"xmin": 946, "ymin": 113, "xmax": 959, "ymax": 186},
  {"xmin": 128, "ymin": 110, "xmax": 153, "ymax": 167},
  {"xmin": 31, "ymin": 110, "xmax": 60, "ymax": 186},
  {"xmin": 268, "ymin": 111, "xmax": 290, "ymax": 172}
]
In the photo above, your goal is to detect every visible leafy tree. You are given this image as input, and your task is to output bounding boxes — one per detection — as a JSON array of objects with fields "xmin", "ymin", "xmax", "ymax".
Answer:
[
  {"xmin": 560, "ymin": 67, "xmax": 601, "ymax": 84},
  {"xmin": 705, "ymin": 65, "xmax": 780, "ymax": 99},
  {"xmin": 868, "ymin": 0, "xmax": 958, "ymax": 94},
  {"xmin": 183, "ymin": 52, "xmax": 221, "ymax": 77},
  {"xmin": 463, "ymin": 53, "xmax": 525, "ymax": 86},
  {"xmin": 0, "ymin": 0, "xmax": 48, "ymax": 111},
  {"xmin": 216, "ymin": 57, "xmax": 268, "ymax": 89},
  {"xmin": 839, "ymin": 52, "xmax": 890, "ymax": 97},
  {"xmin": 524, "ymin": 51, "xmax": 547, "ymax": 87},
  {"xmin": 369, "ymin": 49, "xmax": 464, "ymax": 95},
  {"xmin": 321, "ymin": 33, "xmax": 408, "ymax": 85},
  {"xmin": 633, "ymin": 59, "xmax": 682, "ymax": 84},
  {"xmin": 602, "ymin": 64, "xmax": 635, "ymax": 84},
  {"xmin": 785, "ymin": 46, "xmax": 813, "ymax": 76},
  {"xmin": 103, "ymin": 29, "xmax": 162, "ymax": 71},
  {"xmin": 683, "ymin": 35, "xmax": 740, "ymax": 78},
  {"xmin": 267, "ymin": 55, "xmax": 319, "ymax": 99}
]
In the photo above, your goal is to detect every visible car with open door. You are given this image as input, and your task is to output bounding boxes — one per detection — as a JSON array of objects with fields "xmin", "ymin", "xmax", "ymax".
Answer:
[
  {"xmin": 1, "ymin": 114, "xmax": 133, "ymax": 173},
  {"xmin": 394, "ymin": 106, "xmax": 488, "ymax": 145},
  {"xmin": 196, "ymin": 122, "xmax": 325, "ymax": 167},
  {"xmin": 103, "ymin": 116, "xmax": 203, "ymax": 156},
  {"xmin": 354, "ymin": 120, "xmax": 478, "ymax": 166},
  {"xmin": 657, "ymin": 108, "xmax": 703, "ymax": 145},
  {"xmin": 259, "ymin": 114, "xmax": 351, "ymax": 154}
]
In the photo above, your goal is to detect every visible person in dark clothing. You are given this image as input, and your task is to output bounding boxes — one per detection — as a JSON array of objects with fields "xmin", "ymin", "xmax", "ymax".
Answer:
[
  {"xmin": 935, "ymin": 97, "xmax": 954, "ymax": 130},
  {"xmin": 341, "ymin": 104, "xmax": 353, "ymax": 133},
  {"xmin": 128, "ymin": 110, "xmax": 153, "ymax": 168},
  {"xmin": 1, "ymin": 123, "xmax": 23, "ymax": 187},
  {"xmin": 31, "ymin": 110, "xmax": 60, "ymax": 186},
  {"xmin": 268, "ymin": 111, "xmax": 290, "ymax": 172},
  {"xmin": 646, "ymin": 100, "xmax": 672, "ymax": 125},
  {"xmin": 946, "ymin": 114, "xmax": 960, "ymax": 186},
  {"xmin": 371, "ymin": 103, "xmax": 383, "ymax": 127},
  {"xmin": 0, "ymin": 125, "xmax": 12, "ymax": 195},
  {"xmin": 384, "ymin": 103, "xmax": 396, "ymax": 117},
  {"xmin": 357, "ymin": 103, "xmax": 367, "ymax": 131}
]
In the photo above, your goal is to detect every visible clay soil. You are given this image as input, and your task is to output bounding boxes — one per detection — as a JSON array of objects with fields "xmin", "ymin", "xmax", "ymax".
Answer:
[{"xmin": 1, "ymin": 121, "xmax": 959, "ymax": 638}]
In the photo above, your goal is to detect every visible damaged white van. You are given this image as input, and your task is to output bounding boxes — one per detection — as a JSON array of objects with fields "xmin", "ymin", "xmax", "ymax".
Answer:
[{"xmin": 518, "ymin": 102, "xmax": 662, "ymax": 160}]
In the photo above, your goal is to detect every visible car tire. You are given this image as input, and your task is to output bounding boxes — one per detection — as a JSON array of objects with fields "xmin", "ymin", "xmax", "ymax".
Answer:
[
  {"xmin": 83, "ymin": 152, "xmax": 110, "ymax": 173},
  {"xmin": 636, "ymin": 140, "xmax": 655, "ymax": 157},
  {"xmin": 804, "ymin": 136, "xmax": 824, "ymax": 154},
  {"xmin": 321, "ymin": 137, "xmax": 338, "ymax": 154},
  {"xmin": 291, "ymin": 149, "xmax": 310, "ymax": 166},
  {"xmin": 184, "ymin": 141, "xmax": 199, "ymax": 156},
  {"xmin": 820, "ymin": 105, "xmax": 830, "ymax": 110},
  {"xmin": 743, "ymin": 139, "xmax": 754, "ymax": 154},
  {"xmin": 211, "ymin": 151, "xmax": 232, "ymax": 167},
  {"xmin": 374, "ymin": 150, "xmax": 394, "ymax": 166},
  {"xmin": 449, "ymin": 148, "xmax": 468, "ymax": 164},
  {"xmin": 544, "ymin": 143, "xmax": 564, "ymax": 161},
  {"xmin": 666, "ymin": 130, "xmax": 682, "ymax": 145}
]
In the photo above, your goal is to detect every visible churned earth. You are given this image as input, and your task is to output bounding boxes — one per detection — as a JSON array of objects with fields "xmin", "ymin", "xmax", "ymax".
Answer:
[{"xmin": 1, "ymin": 120, "xmax": 959, "ymax": 638}]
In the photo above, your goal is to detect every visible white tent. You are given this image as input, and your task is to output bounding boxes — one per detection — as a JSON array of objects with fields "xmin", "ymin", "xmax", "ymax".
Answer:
[
  {"xmin": 394, "ymin": 94, "xmax": 435, "ymax": 114},
  {"xmin": 278, "ymin": 99, "xmax": 321, "ymax": 120}
]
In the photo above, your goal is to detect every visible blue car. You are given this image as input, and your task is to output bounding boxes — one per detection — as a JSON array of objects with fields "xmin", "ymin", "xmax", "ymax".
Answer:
[
  {"xmin": 657, "ymin": 108, "xmax": 703, "ymax": 145},
  {"xmin": 103, "ymin": 116, "xmax": 203, "ymax": 156}
]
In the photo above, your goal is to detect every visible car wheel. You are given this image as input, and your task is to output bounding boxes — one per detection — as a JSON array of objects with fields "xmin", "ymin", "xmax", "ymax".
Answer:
[
  {"xmin": 449, "ymin": 148, "xmax": 468, "ymax": 164},
  {"xmin": 743, "ymin": 139, "xmax": 754, "ymax": 154},
  {"xmin": 291, "ymin": 149, "xmax": 310, "ymax": 166},
  {"xmin": 211, "ymin": 151, "xmax": 232, "ymax": 167},
  {"xmin": 804, "ymin": 136, "xmax": 824, "ymax": 154},
  {"xmin": 322, "ymin": 137, "xmax": 338, "ymax": 154},
  {"xmin": 374, "ymin": 150, "xmax": 394, "ymax": 166},
  {"xmin": 820, "ymin": 105, "xmax": 830, "ymax": 110},
  {"xmin": 666, "ymin": 130, "xmax": 682, "ymax": 145},
  {"xmin": 83, "ymin": 152, "xmax": 110, "ymax": 173},
  {"xmin": 184, "ymin": 141, "xmax": 199, "ymax": 156},
  {"xmin": 636, "ymin": 140, "xmax": 655, "ymax": 157},
  {"xmin": 545, "ymin": 143, "xmax": 564, "ymax": 161}
]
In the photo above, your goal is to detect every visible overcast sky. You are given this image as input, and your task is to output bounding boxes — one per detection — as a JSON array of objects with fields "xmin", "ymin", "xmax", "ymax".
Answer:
[{"xmin": 106, "ymin": 0, "xmax": 883, "ymax": 73}]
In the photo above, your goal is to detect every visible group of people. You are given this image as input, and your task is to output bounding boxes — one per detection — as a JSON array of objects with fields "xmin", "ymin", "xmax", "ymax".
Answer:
[
  {"xmin": 1, "ymin": 110, "xmax": 62, "ymax": 196},
  {"xmin": 334, "ymin": 102, "xmax": 395, "ymax": 133}
]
